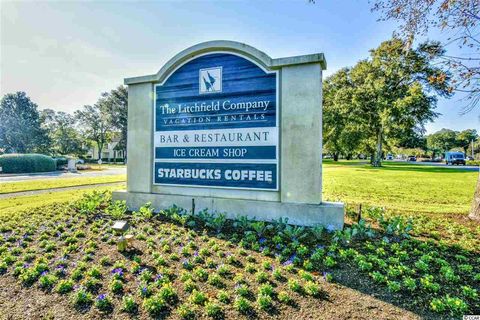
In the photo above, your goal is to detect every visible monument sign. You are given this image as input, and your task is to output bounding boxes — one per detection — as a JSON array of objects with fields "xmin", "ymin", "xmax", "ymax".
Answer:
[{"xmin": 113, "ymin": 41, "xmax": 344, "ymax": 229}]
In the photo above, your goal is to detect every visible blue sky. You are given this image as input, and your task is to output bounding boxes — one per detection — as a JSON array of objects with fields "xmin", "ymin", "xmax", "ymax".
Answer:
[{"xmin": 1, "ymin": 0, "xmax": 478, "ymax": 134}]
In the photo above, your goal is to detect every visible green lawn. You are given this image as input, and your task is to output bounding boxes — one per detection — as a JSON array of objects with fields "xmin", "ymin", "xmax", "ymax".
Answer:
[
  {"xmin": 0, "ymin": 185, "xmax": 125, "ymax": 214},
  {"xmin": 322, "ymin": 160, "xmax": 478, "ymax": 215},
  {"xmin": 0, "ymin": 174, "xmax": 126, "ymax": 194}
]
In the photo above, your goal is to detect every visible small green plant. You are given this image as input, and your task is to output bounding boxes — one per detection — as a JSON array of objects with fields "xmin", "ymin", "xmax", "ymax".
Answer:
[
  {"xmin": 95, "ymin": 294, "xmax": 112, "ymax": 312},
  {"xmin": 461, "ymin": 285, "xmax": 478, "ymax": 300},
  {"xmin": 234, "ymin": 296, "xmax": 252, "ymax": 314},
  {"xmin": 208, "ymin": 274, "xmax": 224, "ymax": 288},
  {"xmin": 189, "ymin": 289, "xmax": 208, "ymax": 305},
  {"xmin": 159, "ymin": 283, "xmax": 177, "ymax": 303},
  {"xmin": 87, "ymin": 266, "xmax": 102, "ymax": 279},
  {"xmin": 256, "ymin": 271, "xmax": 269, "ymax": 283},
  {"xmin": 403, "ymin": 277, "xmax": 417, "ymax": 292},
  {"xmin": 177, "ymin": 303, "xmax": 196, "ymax": 319},
  {"xmin": 235, "ymin": 284, "xmax": 250, "ymax": 297},
  {"xmin": 257, "ymin": 293, "xmax": 273, "ymax": 311},
  {"xmin": 39, "ymin": 273, "xmax": 58, "ymax": 289},
  {"xmin": 387, "ymin": 280, "xmax": 401, "ymax": 292},
  {"xmin": 288, "ymin": 278, "xmax": 302, "ymax": 293},
  {"xmin": 304, "ymin": 281, "xmax": 321, "ymax": 297},
  {"xmin": 143, "ymin": 294, "xmax": 168, "ymax": 316},
  {"xmin": 55, "ymin": 279, "xmax": 74, "ymax": 294},
  {"xmin": 121, "ymin": 295, "xmax": 138, "ymax": 314},
  {"xmin": 109, "ymin": 279, "xmax": 124, "ymax": 294},
  {"xmin": 217, "ymin": 290, "xmax": 230, "ymax": 303},
  {"xmin": 183, "ymin": 279, "xmax": 198, "ymax": 293},
  {"xmin": 259, "ymin": 283, "xmax": 274, "ymax": 297},
  {"xmin": 72, "ymin": 288, "xmax": 93, "ymax": 307},
  {"xmin": 278, "ymin": 291, "xmax": 293, "ymax": 304},
  {"xmin": 204, "ymin": 301, "xmax": 223, "ymax": 318},
  {"xmin": 106, "ymin": 200, "xmax": 127, "ymax": 219}
]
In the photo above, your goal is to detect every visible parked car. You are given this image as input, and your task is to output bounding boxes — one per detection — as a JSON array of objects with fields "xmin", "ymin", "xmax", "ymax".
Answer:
[
  {"xmin": 467, "ymin": 156, "xmax": 474, "ymax": 161},
  {"xmin": 407, "ymin": 155, "xmax": 417, "ymax": 162},
  {"xmin": 445, "ymin": 152, "xmax": 466, "ymax": 165},
  {"xmin": 385, "ymin": 154, "xmax": 393, "ymax": 160}
]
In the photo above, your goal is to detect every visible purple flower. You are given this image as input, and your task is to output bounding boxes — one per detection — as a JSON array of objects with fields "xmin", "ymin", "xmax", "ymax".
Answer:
[
  {"xmin": 323, "ymin": 271, "xmax": 330, "ymax": 281},
  {"xmin": 111, "ymin": 268, "xmax": 124, "ymax": 275},
  {"xmin": 259, "ymin": 238, "xmax": 267, "ymax": 244},
  {"xmin": 275, "ymin": 244, "xmax": 282, "ymax": 250},
  {"xmin": 97, "ymin": 294, "xmax": 106, "ymax": 301},
  {"xmin": 141, "ymin": 287, "xmax": 148, "ymax": 295},
  {"xmin": 55, "ymin": 266, "xmax": 66, "ymax": 273},
  {"xmin": 154, "ymin": 274, "xmax": 163, "ymax": 281},
  {"xmin": 282, "ymin": 259, "xmax": 293, "ymax": 266},
  {"xmin": 193, "ymin": 251, "xmax": 199, "ymax": 257},
  {"xmin": 40, "ymin": 271, "xmax": 48, "ymax": 276}
]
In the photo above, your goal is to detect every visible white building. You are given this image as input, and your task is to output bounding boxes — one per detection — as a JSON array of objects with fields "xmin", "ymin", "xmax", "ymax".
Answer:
[{"xmin": 87, "ymin": 135, "xmax": 125, "ymax": 162}]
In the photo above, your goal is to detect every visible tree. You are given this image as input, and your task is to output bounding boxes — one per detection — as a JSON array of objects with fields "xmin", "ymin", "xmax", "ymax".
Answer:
[
  {"xmin": 0, "ymin": 92, "xmax": 50, "ymax": 153},
  {"xmin": 350, "ymin": 39, "xmax": 450, "ymax": 166},
  {"xmin": 323, "ymin": 68, "xmax": 365, "ymax": 160},
  {"xmin": 371, "ymin": 0, "xmax": 480, "ymax": 220},
  {"xmin": 456, "ymin": 129, "xmax": 478, "ymax": 155},
  {"xmin": 98, "ymin": 86, "xmax": 128, "ymax": 161},
  {"xmin": 75, "ymin": 104, "xmax": 112, "ymax": 160},
  {"xmin": 41, "ymin": 109, "xmax": 84, "ymax": 156},
  {"xmin": 372, "ymin": 0, "xmax": 479, "ymax": 112},
  {"xmin": 427, "ymin": 128, "xmax": 458, "ymax": 158}
]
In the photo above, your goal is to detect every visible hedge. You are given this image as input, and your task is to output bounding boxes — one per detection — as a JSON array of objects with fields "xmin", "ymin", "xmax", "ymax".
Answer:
[{"xmin": 0, "ymin": 154, "xmax": 57, "ymax": 174}]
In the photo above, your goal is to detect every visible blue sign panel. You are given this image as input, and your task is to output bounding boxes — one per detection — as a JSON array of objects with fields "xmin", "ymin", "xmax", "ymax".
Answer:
[
  {"xmin": 154, "ymin": 52, "xmax": 278, "ymax": 190},
  {"xmin": 155, "ymin": 162, "xmax": 277, "ymax": 189},
  {"xmin": 155, "ymin": 146, "xmax": 276, "ymax": 160}
]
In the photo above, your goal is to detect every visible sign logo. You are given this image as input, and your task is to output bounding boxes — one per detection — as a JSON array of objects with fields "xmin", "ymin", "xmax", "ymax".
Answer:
[{"xmin": 199, "ymin": 67, "xmax": 222, "ymax": 94}]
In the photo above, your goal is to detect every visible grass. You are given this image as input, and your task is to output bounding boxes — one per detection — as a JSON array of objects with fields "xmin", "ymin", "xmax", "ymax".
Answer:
[
  {"xmin": 322, "ymin": 160, "xmax": 478, "ymax": 215},
  {"xmin": 0, "ymin": 175, "xmax": 126, "ymax": 194},
  {"xmin": 0, "ymin": 185, "xmax": 125, "ymax": 214}
]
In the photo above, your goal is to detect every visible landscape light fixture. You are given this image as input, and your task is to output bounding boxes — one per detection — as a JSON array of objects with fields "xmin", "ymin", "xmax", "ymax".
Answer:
[{"xmin": 112, "ymin": 220, "xmax": 130, "ymax": 252}]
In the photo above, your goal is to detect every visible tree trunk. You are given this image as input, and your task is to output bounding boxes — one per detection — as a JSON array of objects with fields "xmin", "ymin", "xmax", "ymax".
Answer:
[
  {"xmin": 333, "ymin": 153, "xmax": 339, "ymax": 161},
  {"xmin": 373, "ymin": 130, "xmax": 383, "ymax": 167},
  {"xmin": 97, "ymin": 142, "xmax": 103, "ymax": 161},
  {"xmin": 469, "ymin": 170, "xmax": 480, "ymax": 220}
]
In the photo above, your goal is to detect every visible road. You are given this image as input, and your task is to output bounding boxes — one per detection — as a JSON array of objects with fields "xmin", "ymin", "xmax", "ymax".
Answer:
[
  {"xmin": 0, "ymin": 167, "xmax": 126, "ymax": 183},
  {"xmin": 399, "ymin": 161, "xmax": 479, "ymax": 172}
]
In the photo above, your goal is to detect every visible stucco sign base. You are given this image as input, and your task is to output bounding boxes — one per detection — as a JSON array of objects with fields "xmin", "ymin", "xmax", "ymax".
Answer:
[
  {"xmin": 113, "ymin": 190, "xmax": 344, "ymax": 229},
  {"xmin": 113, "ymin": 40, "xmax": 345, "ymax": 230}
]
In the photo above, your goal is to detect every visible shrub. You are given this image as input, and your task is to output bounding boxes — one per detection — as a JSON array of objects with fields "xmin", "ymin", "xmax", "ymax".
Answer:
[
  {"xmin": 216, "ymin": 290, "xmax": 230, "ymax": 303},
  {"xmin": 121, "ymin": 295, "xmax": 138, "ymax": 314},
  {"xmin": 0, "ymin": 154, "xmax": 56, "ymax": 173},
  {"xmin": 177, "ymin": 303, "xmax": 196, "ymax": 319},
  {"xmin": 55, "ymin": 279, "xmax": 74, "ymax": 294},
  {"xmin": 257, "ymin": 293, "xmax": 273, "ymax": 311},
  {"xmin": 189, "ymin": 290, "xmax": 208, "ymax": 305},
  {"xmin": 304, "ymin": 281, "xmax": 321, "ymax": 297},
  {"xmin": 72, "ymin": 288, "xmax": 93, "ymax": 307},
  {"xmin": 234, "ymin": 297, "xmax": 252, "ymax": 314},
  {"xmin": 143, "ymin": 294, "xmax": 168, "ymax": 316},
  {"xmin": 109, "ymin": 279, "xmax": 124, "ymax": 294},
  {"xmin": 95, "ymin": 294, "xmax": 112, "ymax": 312},
  {"xmin": 204, "ymin": 301, "xmax": 222, "ymax": 318},
  {"xmin": 278, "ymin": 291, "xmax": 293, "ymax": 304}
]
